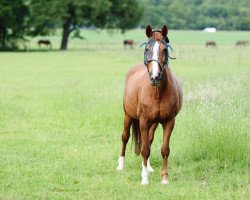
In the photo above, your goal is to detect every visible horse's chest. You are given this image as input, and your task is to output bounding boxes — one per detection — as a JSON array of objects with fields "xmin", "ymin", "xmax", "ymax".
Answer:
[{"xmin": 140, "ymin": 99, "xmax": 175, "ymax": 122}]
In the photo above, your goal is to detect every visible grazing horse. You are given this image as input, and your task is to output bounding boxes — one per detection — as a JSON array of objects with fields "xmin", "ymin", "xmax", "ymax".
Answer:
[
  {"xmin": 38, "ymin": 39, "xmax": 52, "ymax": 49},
  {"xmin": 123, "ymin": 39, "xmax": 135, "ymax": 49},
  {"xmin": 205, "ymin": 41, "xmax": 216, "ymax": 48},
  {"xmin": 235, "ymin": 40, "xmax": 249, "ymax": 47},
  {"xmin": 117, "ymin": 25, "xmax": 183, "ymax": 185}
]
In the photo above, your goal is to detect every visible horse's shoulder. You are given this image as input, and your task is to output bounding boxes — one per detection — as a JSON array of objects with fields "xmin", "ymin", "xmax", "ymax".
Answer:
[{"xmin": 126, "ymin": 64, "xmax": 146, "ymax": 79}]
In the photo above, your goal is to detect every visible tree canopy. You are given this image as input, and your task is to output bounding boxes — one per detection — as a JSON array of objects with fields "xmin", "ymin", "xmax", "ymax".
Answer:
[
  {"xmin": 28, "ymin": 0, "xmax": 142, "ymax": 50},
  {"xmin": 0, "ymin": 0, "xmax": 29, "ymax": 49},
  {"xmin": 140, "ymin": 0, "xmax": 250, "ymax": 30},
  {"xmin": 0, "ymin": 0, "xmax": 142, "ymax": 50}
]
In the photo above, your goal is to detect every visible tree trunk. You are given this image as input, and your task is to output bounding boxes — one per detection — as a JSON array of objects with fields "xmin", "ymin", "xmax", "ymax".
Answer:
[
  {"xmin": 60, "ymin": 19, "xmax": 71, "ymax": 50},
  {"xmin": 2, "ymin": 28, "xmax": 6, "ymax": 48},
  {"xmin": 0, "ymin": 31, "xmax": 2, "ymax": 48},
  {"xmin": 0, "ymin": 26, "xmax": 6, "ymax": 49}
]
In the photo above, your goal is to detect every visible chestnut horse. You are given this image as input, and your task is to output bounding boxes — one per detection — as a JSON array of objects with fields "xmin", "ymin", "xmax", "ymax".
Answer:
[
  {"xmin": 117, "ymin": 25, "xmax": 183, "ymax": 185},
  {"xmin": 205, "ymin": 41, "xmax": 216, "ymax": 48},
  {"xmin": 235, "ymin": 40, "xmax": 249, "ymax": 47},
  {"xmin": 123, "ymin": 39, "xmax": 135, "ymax": 49}
]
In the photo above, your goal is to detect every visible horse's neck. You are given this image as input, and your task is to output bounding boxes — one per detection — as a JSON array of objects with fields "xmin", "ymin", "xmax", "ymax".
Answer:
[{"xmin": 158, "ymin": 68, "xmax": 169, "ymax": 88}]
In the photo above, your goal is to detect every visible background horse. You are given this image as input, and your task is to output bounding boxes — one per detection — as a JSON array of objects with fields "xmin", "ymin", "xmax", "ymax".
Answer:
[
  {"xmin": 38, "ymin": 39, "xmax": 52, "ymax": 49},
  {"xmin": 117, "ymin": 25, "xmax": 183, "ymax": 185},
  {"xmin": 123, "ymin": 39, "xmax": 135, "ymax": 49},
  {"xmin": 235, "ymin": 40, "xmax": 249, "ymax": 47},
  {"xmin": 205, "ymin": 41, "xmax": 216, "ymax": 48}
]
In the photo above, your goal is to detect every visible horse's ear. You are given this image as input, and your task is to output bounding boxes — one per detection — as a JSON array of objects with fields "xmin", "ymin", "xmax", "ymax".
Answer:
[
  {"xmin": 165, "ymin": 37, "xmax": 169, "ymax": 43},
  {"xmin": 146, "ymin": 25, "xmax": 153, "ymax": 38},
  {"xmin": 162, "ymin": 25, "xmax": 168, "ymax": 38}
]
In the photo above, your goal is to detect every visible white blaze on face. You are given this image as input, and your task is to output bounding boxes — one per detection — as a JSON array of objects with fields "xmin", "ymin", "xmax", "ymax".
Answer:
[{"xmin": 152, "ymin": 41, "xmax": 160, "ymax": 79}]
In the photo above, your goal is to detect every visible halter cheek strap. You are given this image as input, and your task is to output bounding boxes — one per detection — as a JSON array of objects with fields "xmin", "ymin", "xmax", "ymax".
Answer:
[{"xmin": 143, "ymin": 38, "xmax": 154, "ymax": 66}]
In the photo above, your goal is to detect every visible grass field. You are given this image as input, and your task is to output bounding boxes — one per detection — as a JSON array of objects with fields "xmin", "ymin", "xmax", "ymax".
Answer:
[{"xmin": 0, "ymin": 29, "xmax": 249, "ymax": 199}]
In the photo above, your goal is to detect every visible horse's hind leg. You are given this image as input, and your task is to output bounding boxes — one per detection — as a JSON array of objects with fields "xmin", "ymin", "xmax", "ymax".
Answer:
[
  {"xmin": 117, "ymin": 113, "xmax": 133, "ymax": 171},
  {"xmin": 147, "ymin": 123, "xmax": 158, "ymax": 172}
]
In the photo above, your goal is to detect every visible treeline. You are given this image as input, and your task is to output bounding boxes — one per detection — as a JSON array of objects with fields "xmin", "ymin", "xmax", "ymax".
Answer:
[
  {"xmin": 1, "ymin": 0, "xmax": 249, "ymax": 50},
  {"xmin": 140, "ymin": 0, "xmax": 250, "ymax": 30}
]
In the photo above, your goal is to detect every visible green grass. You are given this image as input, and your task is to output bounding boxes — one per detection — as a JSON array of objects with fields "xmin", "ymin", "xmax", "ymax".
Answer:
[
  {"xmin": 0, "ymin": 30, "xmax": 249, "ymax": 199},
  {"xmin": 25, "ymin": 29, "xmax": 250, "ymax": 50}
]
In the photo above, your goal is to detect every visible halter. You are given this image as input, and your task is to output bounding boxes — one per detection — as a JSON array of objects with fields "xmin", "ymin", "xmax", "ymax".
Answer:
[{"xmin": 143, "ymin": 37, "xmax": 170, "ymax": 82}]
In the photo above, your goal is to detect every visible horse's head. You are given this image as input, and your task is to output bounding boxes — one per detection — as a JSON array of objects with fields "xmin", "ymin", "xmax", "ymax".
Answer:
[{"xmin": 144, "ymin": 25, "xmax": 169, "ymax": 86}]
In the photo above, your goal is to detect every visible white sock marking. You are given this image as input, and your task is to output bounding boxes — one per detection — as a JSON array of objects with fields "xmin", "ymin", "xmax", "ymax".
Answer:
[
  {"xmin": 161, "ymin": 179, "xmax": 170, "ymax": 185},
  {"xmin": 147, "ymin": 157, "xmax": 154, "ymax": 172},
  {"xmin": 117, "ymin": 156, "xmax": 125, "ymax": 171},
  {"xmin": 141, "ymin": 163, "xmax": 149, "ymax": 185}
]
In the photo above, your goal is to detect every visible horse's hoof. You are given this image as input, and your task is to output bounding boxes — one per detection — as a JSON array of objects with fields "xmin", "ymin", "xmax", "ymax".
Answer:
[
  {"xmin": 141, "ymin": 178, "xmax": 149, "ymax": 185},
  {"xmin": 117, "ymin": 165, "xmax": 124, "ymax": 171},
  {"xmin": 161, "ymin": 179, "xmax": 170, "ymax": 185}
]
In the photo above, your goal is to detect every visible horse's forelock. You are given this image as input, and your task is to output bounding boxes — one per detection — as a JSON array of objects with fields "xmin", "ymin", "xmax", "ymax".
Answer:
[{"xmin": 152, "ymin": 32, "xmax": 163, "ymax": 41}]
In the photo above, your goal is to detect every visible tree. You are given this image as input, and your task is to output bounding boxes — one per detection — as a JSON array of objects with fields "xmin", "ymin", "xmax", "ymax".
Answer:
[
  {"xmin": 29, "ymin": 0, "xmax": 142, "ymax": 50},
  {"xmin": 0, "ymin": 0, "xmax": 29, "ymax": 50},
  {"xmin": 140, "ymin": 0, "xmax": 250, "ymax": 30}
]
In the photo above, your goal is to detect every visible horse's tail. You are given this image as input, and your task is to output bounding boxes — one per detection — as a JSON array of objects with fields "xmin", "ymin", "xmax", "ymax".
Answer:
[{"xmin": 132, "ymin": 119, "xmax": 141, "ymax": 156}]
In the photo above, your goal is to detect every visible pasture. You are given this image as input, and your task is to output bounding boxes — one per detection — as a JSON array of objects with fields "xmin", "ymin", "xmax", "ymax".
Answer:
[{"xmin": 0, "ymin": 29, "xmax": 249, "ymax": 199}]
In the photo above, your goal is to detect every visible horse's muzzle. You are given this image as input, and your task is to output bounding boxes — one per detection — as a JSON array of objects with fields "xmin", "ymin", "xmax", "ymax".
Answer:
[{"xmin": 150, "ymin": 77, "xmax": 161, "ymax": 86}]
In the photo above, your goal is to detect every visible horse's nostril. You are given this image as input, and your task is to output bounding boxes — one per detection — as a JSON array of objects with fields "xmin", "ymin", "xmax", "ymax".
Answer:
[{"xmin": 153, "ymin": 75, "xmax": 158, "ymax": 80}]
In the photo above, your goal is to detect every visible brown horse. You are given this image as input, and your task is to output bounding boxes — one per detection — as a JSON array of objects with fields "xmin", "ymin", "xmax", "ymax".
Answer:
[
  {"xmin": 205, "ymin": 41, "xmax": 216, "ymax": 48},
  {"xmin": 123, "ymin": 39, "xmax": 135, "ymax": 49},
  {"xmin": 38, "ymin": 39, "xmax": 52, "ymax": 49},
  {"xmin": 117, "ymin": 25, "xmax": 183, "ymax": 185},
  {"xmin": 235, "ymin": 40, "xmax": 249, "ymax": 47}
]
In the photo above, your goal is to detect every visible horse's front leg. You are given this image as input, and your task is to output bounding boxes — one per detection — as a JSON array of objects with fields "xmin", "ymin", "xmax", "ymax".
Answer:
[
  {"xmin": 161, "ymin": 118, "xmax": 175, "ymax": 185},
  {"xmin": 149, "ymin": 123, "xmax": 158, "ymax": 147},
  {"xmin": 147, "ymin": 123, "xmax": 158, "ymax": 173},
  {"xmin": 140, "ymin": 117, "xmax": 150, "ymax": 185},
  {"xmin": 117, "ymin": 113, "xmax": 132, "ymax": 171}
]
